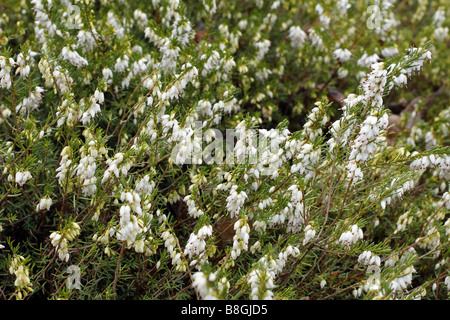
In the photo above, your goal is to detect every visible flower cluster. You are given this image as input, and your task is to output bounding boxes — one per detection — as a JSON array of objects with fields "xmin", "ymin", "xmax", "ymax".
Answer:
[
  {"xmin": 184, "ymin": 225, "xmax": 213, "ymax": 267},
  {"xmin": 339, "ymin": 225, "xmax": 364, "ymax": 248},
  {"xmin": 161, "ymin": 227, "xmax": 187, "ymax": 272},
  {"xmin": 231, "ymin": 216, "xmax": 250, "ymax": 260},
  {"xmin": 11, "ymin": 171, "xmax": 32, "ymax": 187},
  {"xmin": 49, "ymin": 222, "xmax": 81, "ymax": 262},
  {"xmin": 36, "ymin": 197, "xmax": 52, "ymax": 212},
  {"xmin": 226, "ymin": 185, "xmax": 248, "ymax": 218},
  {"xmin": 9, "ymin": 255, "xmax": 33, "ymax": 300},
  {"xmin": 248, "ymin": 246, "xmax": 300, "ymax": 299},
  {"xmin": 192, "ymin": 271, "xmax": 221, "ymax": 300},
  {"xmin": 358, "ymin": 251, "xmax": 381, "ymax": 267}
]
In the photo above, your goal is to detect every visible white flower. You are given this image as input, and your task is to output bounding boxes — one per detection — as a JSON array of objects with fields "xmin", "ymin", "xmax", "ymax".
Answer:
[
  {"xmin": 56, "ymin": 146, "xmax": 73, "ymax": 184},
  {"xmin": 390, "ymin": 266, "xmax": 415, "ymax": 293},
  {"xmin": 81, "ymin": 90, "xmax": 104, "ymax": 124},
  {"xmin": 339, "ymin": 225, "xmax": 363, "ymax": 247},
  {"xmin": 333, "ymin": 48, "xmax": 352, "ymax": 63},
  {"xmin": 346, "ymin": 160, "xmax": 363, "ymax": 183},
  {"xmin": 288, "ymin": 26, "xmax": 307, "ymax": 49},
  {"xmin": 50, "ymin": 222, "xmax": 80, "ymax": 262},
  {"xmin": 161, "ymin": 229, "xmax": 186, "ymax": 271},
  {"xmin": 342, "ymin": 94, "xmax": 363, "ymax": 110},
  {"xmin": 336, "ymin": 0, "xmax": 351, "ymax": 14},
  {"xmin": 434, "ymin": 27, "xmax": 449, "ymax": 42},
  {"xmin": 381, "ymin": 46, "xmax": 399, "ymax": 58},
  {"xmin": 337, "ymin": 67, "xmax": 348, "ymax": 79},
  {"xmin": 192, "ymin": 271, "xmax": 219, "ymax": 300},
  {"xmin": 226, "ymin": 185, "xmax": 248, "ymax": 218},
  {"xmin": 290, "ymin": 143, "xmax": 321, "ymax": 179},
  {"xmin": 231, "ymin": 217, "xmax": 250, "ymax": 260},
  {"xmin": 102, "ymin": 68, "xmax": 113, "ymax": 83},
  {"xmin": 61, "ymin": 47, "xmax": 88, "ymax": 68},
  {"xmin": 202, "ymin": 0, "xmax": 217, "ymax": 15},
  {"xmin": 445, "ymin": 276, "xmax": 450, "ymax": 291},
  {"xmin": 357, "ymin": 52, "xmax": 380, "ymax": 67},
  {"xmin": 401, "ymin": 48, "xmax": 432, "ymax": 76},
  {"xmin": 15, "ymin": 171, "xmax": 32, "ymax": 186},
  {"xmin": 114, "ymin": 55, "xmax": 129, "ymax": 73},
  {"xmin": 16, "ymin": 86, "xmax": 44, "ymax": 114},
  {"xmin": 358, "ymin": 251, "xmax": 381, "ymax": 266},
  {"xmin": 196, "ymin": 99, "xmax": 212, "ymax": 117},
  {"xmin": 77, "ymin": 30, "xmax": 97, "ymax": 53},
  {"xmin": 254, "ymin": 39, "xmax": 271, "ymax": 61},
  {"xmin": 360, "ymin": 62, "xmax": 387, "ymax": 109},
  {"xmin": 184, "ymin": 225, "xmax": 212, "ymax": 261},
  {"xmin": 15, "ymin": 51, "xmax": 36, "ymax": 77},
  {"xmin": 9, "ymin": 255, "xmax": 33, "ymax": 298},
  {"xmin": 309, "ymin": 29, "xmax": 323, "ymax": 49},
  {"xmin": 75, "ymin": 139, "xmax": 103, "ymax": 196},
  {"xmin": 349, "ymin": 113, "xmax": 388, "ymax": 163},
  {"xmin": 248, "ymin": 267, "xmax": 275, "ymax": 300},
  {"xmin": 135, "ymin": 175, "xmax": 155, "ymax": 196},
  {"xmin": 134, "ymin": 9, "xmax": 149, "ymax": 29},
  {"xmin": 432, "ymin": 9, "xmax": 446, "ymax": 28},
  {"xmin": 303, "ymin": 225, "xmax": 316, "ymax": 245},
  {"xmin": 0, "ymin": 56, "xmax": 14, "ymax": 89},
  {"xmin": 36, "ymin": 197, "xmax": 52, "ymax": 212},
  {"xmin": 107, "ymin": 11, "xmax": 125, "ymax": 38},
  {"xmin": 315, "ymin": 4, "xmax": 324, "ymax": 15}
]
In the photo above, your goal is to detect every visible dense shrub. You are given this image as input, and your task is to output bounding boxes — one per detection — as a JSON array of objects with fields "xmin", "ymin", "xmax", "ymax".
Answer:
[{"xmin": 0, "ymin": 0, "xmax": 449, "ymax": 300}]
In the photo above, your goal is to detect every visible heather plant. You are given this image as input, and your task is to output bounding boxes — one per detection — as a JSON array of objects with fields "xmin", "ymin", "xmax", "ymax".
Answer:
[{"xmin": 0, "ymin": 0, "xmax": 449, "ymax": 300}]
